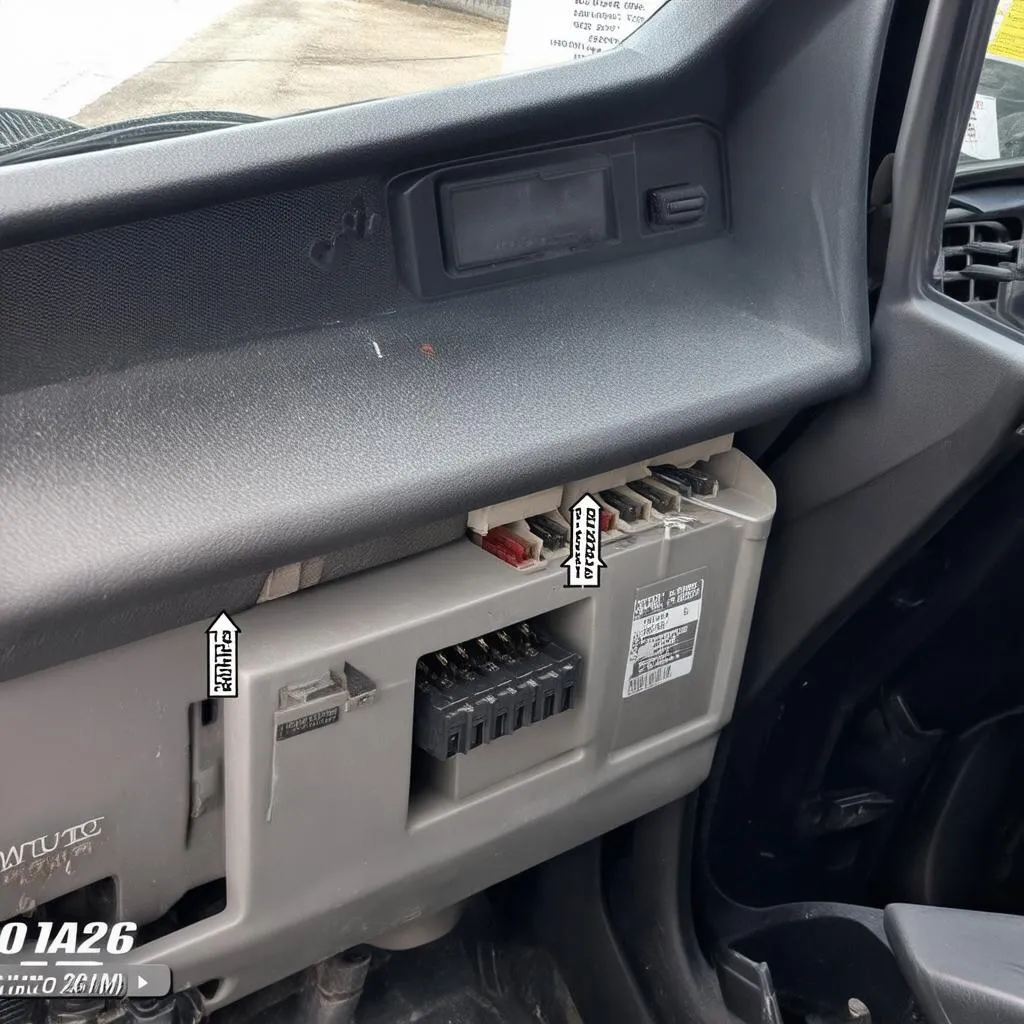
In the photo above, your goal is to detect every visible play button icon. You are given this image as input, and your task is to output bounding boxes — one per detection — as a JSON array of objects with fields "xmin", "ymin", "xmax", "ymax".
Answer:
[{"xmin": 126, "ymin": 965, "xmax": 171, "ymax": 997}]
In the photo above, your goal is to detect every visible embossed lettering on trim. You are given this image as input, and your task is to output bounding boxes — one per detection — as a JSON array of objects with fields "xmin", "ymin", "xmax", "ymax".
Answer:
[{"xmin": 0, "ymin": 817, "xmax": 105, "ymax": 873}]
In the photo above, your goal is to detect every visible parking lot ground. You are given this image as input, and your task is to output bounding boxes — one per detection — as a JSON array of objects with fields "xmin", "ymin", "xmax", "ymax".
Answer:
[{"xmin": 75, "ymin": 0, "xmax": 507, "ymax": 125}]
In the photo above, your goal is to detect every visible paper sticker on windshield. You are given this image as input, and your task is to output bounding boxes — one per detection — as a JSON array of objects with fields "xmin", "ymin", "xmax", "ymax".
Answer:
[
  {"xmin": 503, "ymin": 0, "xmax": 665, "ymax": 74},
  {"xmin": 622, "ymin": 575, "xmax": 703, "ymax": 698},
  {"xmin": 962, "ymin": 94, "xmax": 1001, "ymax": 161},
  {"xmin": 989, "ymin": 0, "xmax": 1024, "ymax": 64}
]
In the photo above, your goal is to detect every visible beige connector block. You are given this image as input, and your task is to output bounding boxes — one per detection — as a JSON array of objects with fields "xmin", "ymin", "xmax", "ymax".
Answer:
[
  {"xmin": 467, "ymin": 485, "xmax": 564, "ymax": 537},
  {"xmin": 560, "ymin": 434, "xmax": 734, "ymax": 515},
  {"xmin": 468, "ymin": 435, "xmax": 734, "ymax": 567}
]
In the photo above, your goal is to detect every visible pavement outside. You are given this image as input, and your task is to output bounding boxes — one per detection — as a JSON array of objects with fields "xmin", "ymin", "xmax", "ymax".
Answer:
[{"xmin": 72, "ymin": 0, "xmax": 507, "ymax": 126}]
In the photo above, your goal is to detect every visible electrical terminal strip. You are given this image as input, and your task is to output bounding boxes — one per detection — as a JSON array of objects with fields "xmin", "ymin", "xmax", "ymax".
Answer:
[
  {"xmin": 560, "ymin": 436, "xmax": 732, "ymax": 543},
  {"xmin": 468, "ymin": 435, "xmax": 733, "ymax": 567},
  {"xmin": 467, "ymin": 486, "xmax": 569, "ymax": 570},
  {"xmin": 412, "ymin": 619, "xmax": 582, "ymax": 761}
]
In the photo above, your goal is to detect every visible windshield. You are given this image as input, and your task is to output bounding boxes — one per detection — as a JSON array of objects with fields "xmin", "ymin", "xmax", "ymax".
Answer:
[
  {"xmin": 0, "ymin": 0, "xmax": 666, "ymax": 165},
  {"xmin": 961, "ymin": 0, "xmax": 1024, "ymax": 166}
]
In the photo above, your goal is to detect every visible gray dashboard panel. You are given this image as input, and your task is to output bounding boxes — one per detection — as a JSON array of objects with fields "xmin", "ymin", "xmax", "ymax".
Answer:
[{"xmin": 0, "ymin": 0, "xmax": 890, "ymax": 681}]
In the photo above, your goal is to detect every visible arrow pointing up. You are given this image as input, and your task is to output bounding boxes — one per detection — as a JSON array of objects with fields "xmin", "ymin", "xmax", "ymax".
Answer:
[
  {"xmin": 561, "ymin": 494, "xmax": 607, "ymax": 589},
  {"xmin": 207, "ymin": 610, "xmax": 240, "ymax": 698},
  {"xmin": 206, "ymin": 611, "xmax": 240, "ymax": 634}
]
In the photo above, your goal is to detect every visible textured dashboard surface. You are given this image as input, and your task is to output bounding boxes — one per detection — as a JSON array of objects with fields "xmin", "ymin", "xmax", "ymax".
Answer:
[
  {"xmin": 0, "ymin": 241, "xmax": 848, "ymax": 641},
  {"xmin": 0, "ymin": 0, "xmax": 887, "ymax": 678}
]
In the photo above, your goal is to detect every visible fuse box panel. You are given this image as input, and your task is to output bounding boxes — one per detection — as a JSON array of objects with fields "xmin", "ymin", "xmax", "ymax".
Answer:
[{"xmin": 0, "ymin": 447, "xmax": 774, "ymax": 1010}]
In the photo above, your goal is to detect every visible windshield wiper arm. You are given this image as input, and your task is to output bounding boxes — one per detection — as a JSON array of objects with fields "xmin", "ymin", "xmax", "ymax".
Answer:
[{"xmin": 0, "ymin": 109, "xmax": 264, "ymax": 167}]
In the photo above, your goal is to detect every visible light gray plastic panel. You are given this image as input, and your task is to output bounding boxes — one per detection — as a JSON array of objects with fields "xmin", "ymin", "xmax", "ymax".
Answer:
[
  {"xmin": 0, "ymin": 452, "xmax": 772, "ymax": 1008},
  {"xmin": 0, "ymin": 638, "xmax": 222, "ymax": 925}
]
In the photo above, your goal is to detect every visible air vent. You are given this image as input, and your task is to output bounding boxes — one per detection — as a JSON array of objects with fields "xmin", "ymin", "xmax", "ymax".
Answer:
[{"xmin": 938, "ymin": 217, "xmax": 1023, "ymax": 303}]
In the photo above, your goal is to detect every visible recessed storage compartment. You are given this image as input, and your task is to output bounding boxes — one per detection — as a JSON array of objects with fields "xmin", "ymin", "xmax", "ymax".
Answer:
[
  {"xmin": 440, "ymin": 159, "xmax": 616, "ymax": 271},
  {"xmin": 391, "ymin": 120, "xmax": 728, "ymax": 297}
]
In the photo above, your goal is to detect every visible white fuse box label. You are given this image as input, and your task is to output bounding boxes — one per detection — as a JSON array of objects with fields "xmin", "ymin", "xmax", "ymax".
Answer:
[{"xmin": 622, "ymin": 576, "xmax": 703, "ymax": 698}]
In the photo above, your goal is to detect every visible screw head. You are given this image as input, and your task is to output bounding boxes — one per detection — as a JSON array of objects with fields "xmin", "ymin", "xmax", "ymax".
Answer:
[{"xmin": 847, "ymin": 996, "xmax": 871, "ymax": 1020}]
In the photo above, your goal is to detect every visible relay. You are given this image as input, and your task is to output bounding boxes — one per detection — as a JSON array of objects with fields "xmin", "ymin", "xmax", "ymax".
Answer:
[{"xmin": 413, "ymin": 620, "xmax": 582, "ymax": 760}]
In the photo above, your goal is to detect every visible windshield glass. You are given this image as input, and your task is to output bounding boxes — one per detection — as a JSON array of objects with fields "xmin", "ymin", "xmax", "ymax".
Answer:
[
  {"xmin": 0, "ymin": 0, "xmax": 666, "ymax": 165},
  {"xmin": 961, "ymin": 0, "xmax": 1024, "ymax": 166}
]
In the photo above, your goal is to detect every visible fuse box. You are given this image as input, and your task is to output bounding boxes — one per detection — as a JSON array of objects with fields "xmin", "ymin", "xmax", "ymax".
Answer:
[
  {"xmin": 413, "ymin": 620, "xmax": 581, "ymax": 761},
  {"xmin": 0, "ymin": 443, "xmax": 774, "ymax": 1010}
]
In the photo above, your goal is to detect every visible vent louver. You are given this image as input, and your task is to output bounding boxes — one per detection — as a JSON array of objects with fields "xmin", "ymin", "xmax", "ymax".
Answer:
[{"xmin": 938, "ymin": 218, "xmax": 1023, "ymax": 304}]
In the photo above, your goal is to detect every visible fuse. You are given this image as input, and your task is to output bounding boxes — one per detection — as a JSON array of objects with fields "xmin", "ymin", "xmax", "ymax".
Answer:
[
  {"xmin": 649, "ymin": 462, "xmax": 719, "ymax": 497},
  {"xmin": 600, "ymin": 488, "xmax": 643, "ymax": 523},
  {"xmin": 627, "ymin": 478, "xmax": 679, "ymax": 514},
  {"xmin": 481, "ymin": 525, "xmax": 533, "ymax": 567},
  {"xmin": 526, "ymin": 513, "xmax": 569, "ymax": 551}
]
